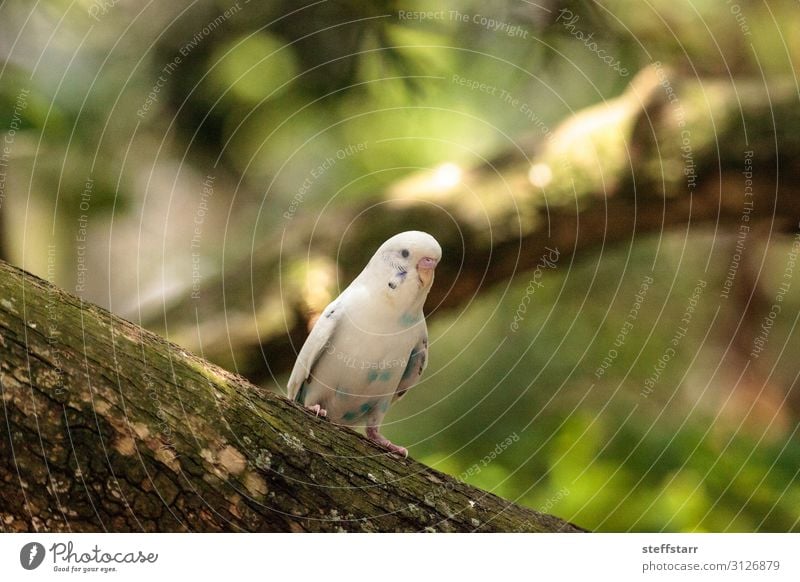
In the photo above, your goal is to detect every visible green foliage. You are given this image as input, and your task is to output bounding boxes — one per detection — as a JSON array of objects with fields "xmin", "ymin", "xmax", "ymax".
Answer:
[{"xmin": 208, "ymin": 33, "xmax": 299, "ymax": 104}]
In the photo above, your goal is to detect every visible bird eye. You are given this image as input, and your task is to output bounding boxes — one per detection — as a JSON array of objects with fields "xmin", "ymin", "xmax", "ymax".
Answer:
[{"xmin": 401, "ymin": 249, "xmax": 410, "ymax": 258}]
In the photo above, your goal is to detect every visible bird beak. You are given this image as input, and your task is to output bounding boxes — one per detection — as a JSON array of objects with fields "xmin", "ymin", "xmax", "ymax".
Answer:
[
  {"xmin": 417, "ymin": 257, "xmax": 438, "ymax": 271},
  {"xmin": 416, "ymin": 257, "xmax": 437, "ymax": 287}
]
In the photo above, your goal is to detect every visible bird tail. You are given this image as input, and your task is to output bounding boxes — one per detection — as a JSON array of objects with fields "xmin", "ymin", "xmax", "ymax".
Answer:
[{"xmin": 294, "ymin": 382, "xmax": 307, "ymax": 405}]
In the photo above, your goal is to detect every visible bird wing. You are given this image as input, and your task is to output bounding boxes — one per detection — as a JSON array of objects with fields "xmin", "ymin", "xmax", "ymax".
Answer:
[
  {"xmin": 393, "ymin": 330, "xmax": 428, "ymax": 403},
  {"xmin": 287, "ymin": 302, "xmax": 341, "ymax": 401}
]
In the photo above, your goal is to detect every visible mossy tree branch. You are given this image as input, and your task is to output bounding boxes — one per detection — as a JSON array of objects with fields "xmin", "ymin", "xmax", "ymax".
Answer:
[{"xmin": 0, "ymin": 260, "xmax": 582, "ymax": 532}]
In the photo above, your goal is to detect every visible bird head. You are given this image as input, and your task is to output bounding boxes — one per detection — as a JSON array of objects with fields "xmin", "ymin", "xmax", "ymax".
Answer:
[{"xmin": 366, "ymin": 231, "xmax": 442, "ymax": 304}]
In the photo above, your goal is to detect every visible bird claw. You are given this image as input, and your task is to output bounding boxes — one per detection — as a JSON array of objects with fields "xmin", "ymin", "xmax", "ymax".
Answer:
[
  {"xmin": 307, "ymin": 404, "xmax": 327, "ymax": 418},
  {"xmin": 366, "ymin": 427, "xmax": 408, "ymax": 457},
  {"xmin": 385, "ymin": 443, "xmax": 408, "ymax": 458}
]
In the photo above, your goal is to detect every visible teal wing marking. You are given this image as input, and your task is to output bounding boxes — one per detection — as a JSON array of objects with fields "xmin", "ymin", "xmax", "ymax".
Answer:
[{"xmin": 393, "ymin": 334, "xmax": 427, "ymax": 402}]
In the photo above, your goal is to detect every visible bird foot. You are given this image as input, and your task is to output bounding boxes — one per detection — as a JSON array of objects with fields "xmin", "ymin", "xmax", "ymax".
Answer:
[
  {"xmin": 307, "ymin": 404, "xmax": 327, "ymax": 417},
  {"xmin": 366, "ymin": 426, "xmax": 408, "ymax": 458}
]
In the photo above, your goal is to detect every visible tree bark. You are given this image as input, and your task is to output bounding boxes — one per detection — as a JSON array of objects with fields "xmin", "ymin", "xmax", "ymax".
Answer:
[
  {"xmin": 0, "ymin": 260, "xmax": 582, "ymax": 532},
  {"xmin": 146, "ymin": 67, "xmax": 800, "ymax": 383}
]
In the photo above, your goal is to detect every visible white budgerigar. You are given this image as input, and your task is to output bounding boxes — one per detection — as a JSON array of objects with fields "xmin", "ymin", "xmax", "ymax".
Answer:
[{"xmin": 287, "ymin": 231, "xmax": 442, "ymax": 457}]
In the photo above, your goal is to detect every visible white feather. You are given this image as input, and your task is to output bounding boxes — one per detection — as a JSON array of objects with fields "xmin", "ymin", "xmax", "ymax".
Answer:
[{"xmin": 286, "ymin": 231, "xmax": 441, "ymax": 437}]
